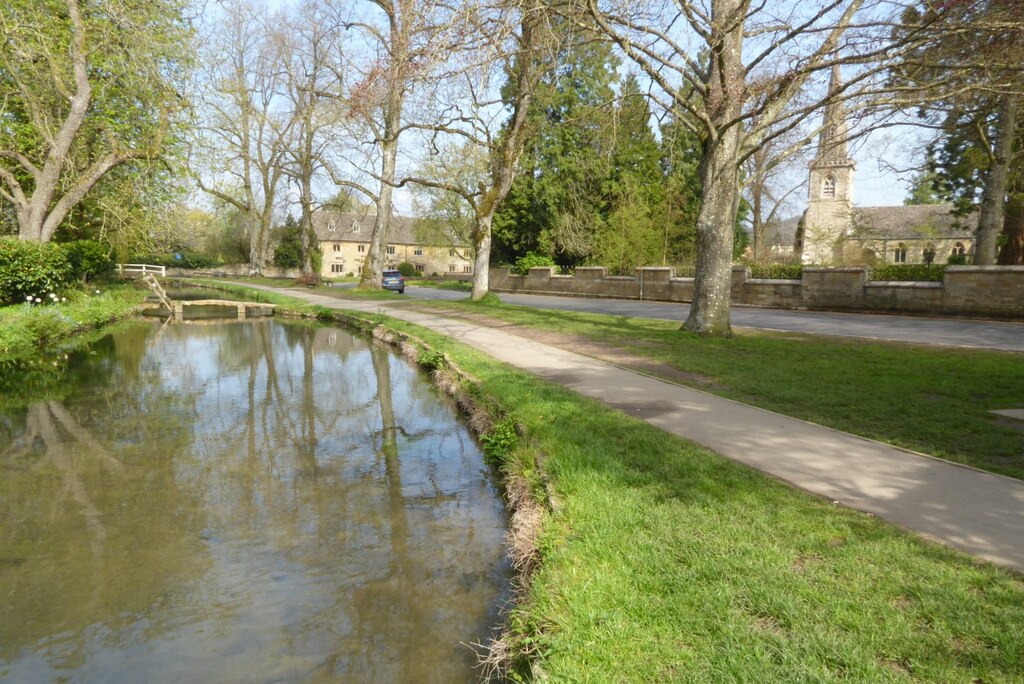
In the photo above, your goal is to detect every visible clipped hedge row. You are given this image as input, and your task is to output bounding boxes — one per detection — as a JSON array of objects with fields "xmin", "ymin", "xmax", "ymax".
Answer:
[
  {"xmin": 868, "ymin": 264, "xmax": 946, "ymax": 282},
  {"xmin": 0, "ymin": 238, "xmax": 116, "ymax": 306},
  {"xmin": 748, "ymin": 263, "xmax": 803, "ymax": 280},
  {"xmin": 0, "ymin": 238, "xmax": 74, "ymax": 306}
]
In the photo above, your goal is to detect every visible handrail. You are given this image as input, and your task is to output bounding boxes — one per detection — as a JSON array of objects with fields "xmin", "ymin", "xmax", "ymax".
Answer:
[{"xmin": 117, "ymin": 263, "xmax": 166, "ymax": 277}]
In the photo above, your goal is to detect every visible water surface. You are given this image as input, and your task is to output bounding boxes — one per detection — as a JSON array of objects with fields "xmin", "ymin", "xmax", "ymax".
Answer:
[{"xmin": 0, "ymin": 319, "xmax": 509, "ymax": 682}]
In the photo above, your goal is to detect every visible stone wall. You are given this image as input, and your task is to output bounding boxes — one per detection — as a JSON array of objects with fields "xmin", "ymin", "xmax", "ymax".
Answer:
[
  {"xmin": 489, "ymin": 265, "xmax": 1024, "ymax": 318},
  {"xmin": 165, "ymin": 264, "xmax": 301, "ymax": 279}
]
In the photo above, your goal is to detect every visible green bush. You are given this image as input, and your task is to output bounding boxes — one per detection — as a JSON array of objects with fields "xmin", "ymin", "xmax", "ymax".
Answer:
[
  {"xmin": 947, "ymin": 254, "xmax": 968, "ymax": 265},
  {"xmin": 869, "ymin": 264, "xmax": 945, "ymax": 282},
  {"xmin": 479, "ymin": 417, "xmax": 519, "ymax": 462},
  {"xmin": 512, "ymin": 252, "xmax": 556, "ymax": 275},
  {"xmin": 63, "ymin": 240, "xmax": 114, "ymax": 282},
  {"xmin": 397, "ymin": 261, "xmax": 418, "ymax": 277},
  {"xmin": 748, "ymin": 263, "xmax": 803, "ymax": 280},
  {"xmin": 0, "ymin": 238, "xmax": 75, "ymax": 306}
]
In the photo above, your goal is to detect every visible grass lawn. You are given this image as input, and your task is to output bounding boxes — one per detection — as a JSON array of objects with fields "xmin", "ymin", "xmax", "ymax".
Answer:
[
  {"xmin": 417, "ymin": 299, "xmax": 1024, "ymax": 480},
  {"xmin": 0, "ymin": 284, "xmax": 148, "ymax": 361},
  {"xmin": 408, "ymin": 278, "xmax": 473, "ymax": 292},
  {"xmin": 354, "ymin": 312, "xmax": 1024, "ymax": 683}
]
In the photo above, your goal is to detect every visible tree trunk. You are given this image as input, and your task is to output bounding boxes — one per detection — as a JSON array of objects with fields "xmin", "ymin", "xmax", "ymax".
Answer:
[
  {"xmin": 975, "ymin": 93, "xmax": 1018, "ymax": 265},
  {"xmin": 683, "ymin": 0, "xmax": 744, "ymax": 337},
  {"xmin": 471, "ymin": 214, "xmax": 492, "ymax": 300},
  {"xmin": 359, "ymin": 117, "xmax": 398, "ymax": 289},
  {"xmin": 998, "ymin": 194, "xmax": 1024, "ymax": 265},
  {"xmin": 300, "ymin": 157, "xmax": 315, "ymax": 277}
]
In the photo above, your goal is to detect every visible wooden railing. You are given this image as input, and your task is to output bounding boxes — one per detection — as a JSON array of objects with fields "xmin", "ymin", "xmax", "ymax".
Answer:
[{"xmin": 117, "ymin": 263, "xmax": 166, "ymax": 278}]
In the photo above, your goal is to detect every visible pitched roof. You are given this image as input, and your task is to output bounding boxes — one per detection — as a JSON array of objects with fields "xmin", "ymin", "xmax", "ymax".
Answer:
[
  {"xmin": 312, "ymin": 211, "xmax": 468, "ymax": 247},
  {"xmin": 312, "ymin": 211, "xmax": 416, "ymax": 243},
  {"xmin": 850, "ymin": 204, "xmax": 975, "ymax": 240}
]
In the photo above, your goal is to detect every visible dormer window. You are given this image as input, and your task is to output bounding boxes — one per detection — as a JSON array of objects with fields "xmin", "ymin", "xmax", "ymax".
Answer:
[
  {"xmin": 822, "ymin": 175, "xmax": 836, "ymax": 198},
  {"xmin": 327, "ymin": 219, "xmax": 337, "ymax": 232},
  {"xmin": 351, "ymin": 220, "xmax": 359, "ymax": 235}
]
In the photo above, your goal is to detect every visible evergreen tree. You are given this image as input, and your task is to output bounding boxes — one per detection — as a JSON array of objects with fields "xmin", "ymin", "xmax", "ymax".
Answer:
[
  {"xmin": 492, "ymin": 31, "xmax": 618, "ymax": 266},
  {"xmin": 591, "ymin": 74, "xmax": 665, "ymax": 272}
]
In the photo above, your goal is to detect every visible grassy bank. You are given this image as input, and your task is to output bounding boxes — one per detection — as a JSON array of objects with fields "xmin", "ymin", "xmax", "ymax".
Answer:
[
  {"xmin": 418, "ymin": 300, "xmax": 1024, "ymax": 480},
  {"xmin": 0, "ymin": 285, "xmax": 148, "ymax": 361},
  {"xmin": 343, "ymin": 311, "xmax": 1023, "ymax": 682}
]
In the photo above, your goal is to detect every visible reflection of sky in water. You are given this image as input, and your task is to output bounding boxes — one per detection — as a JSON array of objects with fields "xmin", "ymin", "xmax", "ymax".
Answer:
[{"xmin": 0, "ymin": 320, "xmax": 510, "ymax": 683}]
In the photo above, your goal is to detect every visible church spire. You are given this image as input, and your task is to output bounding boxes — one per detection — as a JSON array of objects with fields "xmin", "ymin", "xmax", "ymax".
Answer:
[{"xmin": 812, "ymin": 65, "xmax": 852, "ymax": 167}]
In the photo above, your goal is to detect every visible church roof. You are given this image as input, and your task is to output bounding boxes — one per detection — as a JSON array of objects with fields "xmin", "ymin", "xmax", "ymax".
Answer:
[{"xmin": 850, "ymin": 204, "xmax": 975, "ymax": 240}]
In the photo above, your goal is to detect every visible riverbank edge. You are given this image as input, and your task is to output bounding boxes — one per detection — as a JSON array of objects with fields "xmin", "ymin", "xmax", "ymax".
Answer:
[
  {"xmin": 0, "ymin": 286, "xmax": 150, "ymax": 362},
  {"xmin": 311, "ymin": 306, "xmax": 551, "ymax": 679}
]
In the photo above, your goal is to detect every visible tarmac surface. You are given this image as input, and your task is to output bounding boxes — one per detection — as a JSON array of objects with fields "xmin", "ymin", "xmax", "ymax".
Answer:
[
  {"xmin": 248, "ymin": 284, "xmax": 1024, "ymax": 572},
  {"xmin": 398, "ymin": 285, "xmax": 1024, "ymax": 352}
]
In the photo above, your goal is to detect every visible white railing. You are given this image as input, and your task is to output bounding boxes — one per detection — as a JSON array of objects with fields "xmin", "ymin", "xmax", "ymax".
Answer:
[{"xmin": 117, "ymin": 263, "xmax": 166, "ymax": 278}]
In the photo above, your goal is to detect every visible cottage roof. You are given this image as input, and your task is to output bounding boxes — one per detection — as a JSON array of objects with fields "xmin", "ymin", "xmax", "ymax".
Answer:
[
  {"xmin": 850, "ymin": 205, "xmax": 974, "ymax": 240},
  {"xmin": 312, "ymin": 211, "xmax": 468, "ymax": 247}
]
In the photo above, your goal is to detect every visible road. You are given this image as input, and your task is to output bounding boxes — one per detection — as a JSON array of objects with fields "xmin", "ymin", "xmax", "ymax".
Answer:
[{"xmin": 394, "ymin": 285, "xmax": 1024, "ymax": 352}]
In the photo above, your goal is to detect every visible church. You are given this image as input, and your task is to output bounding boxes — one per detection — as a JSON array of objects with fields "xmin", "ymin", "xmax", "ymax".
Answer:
[{"xmin": 791, "ymin": 67, "xmax": 975, "ymax": 266}]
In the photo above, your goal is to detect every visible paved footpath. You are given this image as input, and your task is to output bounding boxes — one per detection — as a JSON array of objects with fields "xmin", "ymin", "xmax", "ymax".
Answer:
[{"xmin": 253, "ymin": 286, "xmax": 1024, "ymax": 573}]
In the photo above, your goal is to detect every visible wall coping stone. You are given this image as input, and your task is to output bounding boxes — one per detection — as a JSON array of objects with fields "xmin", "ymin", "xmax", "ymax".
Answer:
[
  {"xmin": 946, "ymin": 265, "xmax": 1024, "ymax": 274},
  {"xmin": 747, "ymin": 278, "xmax": 802, "ymax": 285},
  {"xmin": 865, "ymin": 281, "xmax": 943, "ymax": 289},
  {"xmin": 804, "ymin": 267, "xmax": 868, "ymax": 273}
]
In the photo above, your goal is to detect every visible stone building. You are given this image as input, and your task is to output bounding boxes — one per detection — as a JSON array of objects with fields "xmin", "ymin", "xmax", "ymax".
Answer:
[
  {"xmin": 313, "ymin": 211, "xmax": 473, "ymax": 277},
  {"xmin": 795, "ymin": 67, "xmax": 974, "ymax": 266}
]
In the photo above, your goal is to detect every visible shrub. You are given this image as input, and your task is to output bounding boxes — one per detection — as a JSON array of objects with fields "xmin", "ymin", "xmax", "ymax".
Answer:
[
  {"xmin": 512, "ymin": 252, "xmax": 556, "ymax": 275},
  {"xmin": 869, "ymin": 264, "xmax": 945, "ymax": 282},
  {"xmin": 63, "ymin": 240, "xmax": 114, "ymax": 282},
  {"xmin": 748, "ymin": 263, "xmax": 803, "ymax": 280},
  {"xmin": 397, "ymin": 261, "xmax": 418, "ymax": 277},
  {"xmin": 0, "ymin": 238, "xmax": 74, "ymax": 306},
  {"xmin": 480, "ymin": 417, "xmax": 518, "ymax": 462},
  {"xmin": 947, "ymin": 254, "xmax": 968, "ymax": 265}
]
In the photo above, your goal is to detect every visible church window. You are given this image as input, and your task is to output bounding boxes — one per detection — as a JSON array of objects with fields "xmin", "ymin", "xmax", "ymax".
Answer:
[
  {"xmin": 822, "ymin": 175, "xmax": 836, "ymax": 198},
  {"xmin": 894, "ymin": 243, "xmax": 908, "ymax": 263},
  {"xmin": 952, "ymin": 242, "xmax": 966, "ymax": 256}
]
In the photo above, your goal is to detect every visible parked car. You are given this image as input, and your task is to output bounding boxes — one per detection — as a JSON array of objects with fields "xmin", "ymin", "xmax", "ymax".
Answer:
[{"xmin": 382, "ymin": 269, "xmax": 405, "ymax": 294}]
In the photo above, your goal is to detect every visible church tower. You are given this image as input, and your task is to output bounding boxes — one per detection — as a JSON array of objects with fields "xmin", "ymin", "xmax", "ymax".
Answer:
[{"xmin": 801, "ymin": 65, "xmax": 856, "ymax": 264}]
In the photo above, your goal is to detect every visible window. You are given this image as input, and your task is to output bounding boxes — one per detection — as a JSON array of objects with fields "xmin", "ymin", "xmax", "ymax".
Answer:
[
  {"xmin": 332, "ymin": 244, "xmax": 340, "ymax": 252},
  {"xmin": 327, "ymin": 219, "xmax": 337, "ymax": 232},
  {"xmin": 330, "ymin": 263, "xmax": 345, "ymax": 273},
  {"xmin": 387, "ymin": 246, "xmax": 396, "ymax": 255},
  {"xmin": 822, "ymin": 175, "xmax": 836, "ymax": 198},
  {"xmin": 449, "ymin": 249, "xmax": 456, "ymax": 257},
  {"xmin": 448, "ymin": 264, "xmax": 456, "ymax": 272},
  {"xmin": 414, "ymin": 248, "xmax": 423, "ymax": 256},
  {"xmin": 414, "ymin": 263, "xmax": 424, "ymax": 273},
  {"xmin": 463, "ymin": 265, "xmax": 471, "ymax": 273},
  {"xmin": 894, "ymin": 243, "xmax": 907, "ymax": 263},
  {"xmin": 952, "ymin": 242, "xmax": 966, "ymax": 256},
  {"xmin": 358, "ymin": 244, "xmax": 365, "ymax": 253}
]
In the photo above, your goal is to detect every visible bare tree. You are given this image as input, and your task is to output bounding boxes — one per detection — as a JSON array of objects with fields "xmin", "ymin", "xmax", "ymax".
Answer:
[
  {"xmin": 392, "ymin": 0, "xmax": 558, "ymax": 300},
  {"xmin": 329, "ymin": 0, "xmax": 461, "ymax": 289},
  {"xmin": 582, "ymin": 0, "xmax": 963, "ymax": 335},
  {"xmin": 273, "ymin": 2, "xmax": 346, "ymax": 277},
  {"xmin": 0, "ymin": 0, "xmax": 186, "ymax": 242},
  {"xmin": 193, "ymin": 0, "xmax": 293, "ymax": 275}
]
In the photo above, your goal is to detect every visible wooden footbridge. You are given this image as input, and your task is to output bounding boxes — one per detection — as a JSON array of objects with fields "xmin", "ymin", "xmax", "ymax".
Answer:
[{"xmin": 139, "ymin": 272, "xmax": 274, "ymax": 320}]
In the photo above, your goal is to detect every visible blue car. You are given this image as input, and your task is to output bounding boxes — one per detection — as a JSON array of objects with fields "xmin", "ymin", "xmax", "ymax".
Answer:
[{"xmin": 382, "ymin": 269, "xmax": 405, "ymax": 294}]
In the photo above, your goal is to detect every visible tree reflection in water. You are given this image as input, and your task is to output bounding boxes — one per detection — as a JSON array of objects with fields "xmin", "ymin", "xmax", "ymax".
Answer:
[{"xmin": 0, "ymin": 318, "xmax": 510, "ymax": 683}]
